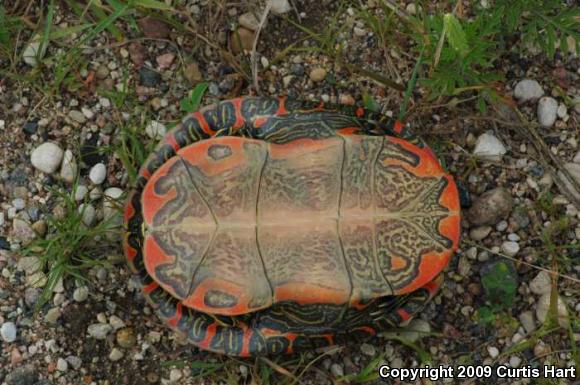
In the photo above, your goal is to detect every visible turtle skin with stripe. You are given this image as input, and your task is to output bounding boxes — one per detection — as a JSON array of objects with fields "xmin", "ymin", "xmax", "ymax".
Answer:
[{"xmin": 124, "ymin": 97, "xmax": 460, "ymax": 357}]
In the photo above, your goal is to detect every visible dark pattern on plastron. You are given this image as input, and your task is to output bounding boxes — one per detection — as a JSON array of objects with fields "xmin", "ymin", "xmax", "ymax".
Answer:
[
  {"xmin": 341, "ymin": 224, "xmax": 389, "ymax": 296},
  {"xmin": 148, "ymin": 160, "xmax": 214, "ymax": 298},
  {"xmin": 376, "ymin": 219, "xmax": 447, "ymax": 289},
  {"xmin": 260, "ymin": 140, "xmax": 342, "ymax": 213},
  {"xmin": 207, "ymin": 144, "xmax": 233, "ymax": 161},
  {"xmin": 182, "ymin": 142, "xmax": 265, "ymax": 219},
  {"xmin": 340, "ymin": 136, "xmax": 383, "ymax": 211},
  {"xmin": 260, "ymin": 228, "xmax": 345, "ymax": 289},
  {"xmin": 374, "ymin": 166, "xmax": 427, "ymax": 212},
  {"xmin": 193, "ymin": 230, "xmax": 269, "ymax": 306}
]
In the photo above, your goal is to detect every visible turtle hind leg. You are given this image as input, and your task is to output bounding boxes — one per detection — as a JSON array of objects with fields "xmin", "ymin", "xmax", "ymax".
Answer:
[
  {"xmin": 375, "ymin": 274, "xmax": 443, "ymax": 328},
  {"xmin": 144, "ymin": 283, "xmax": 307, "ymax": 357},
  {"xmin": 340, "ymin": 274, "xmax": 444, "ymax": 341}
]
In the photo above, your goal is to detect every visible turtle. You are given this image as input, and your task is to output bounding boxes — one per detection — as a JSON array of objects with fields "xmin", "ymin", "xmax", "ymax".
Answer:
[{"xmin": 124, "ymin": 96, "xmax": 460, "ymax": 357}]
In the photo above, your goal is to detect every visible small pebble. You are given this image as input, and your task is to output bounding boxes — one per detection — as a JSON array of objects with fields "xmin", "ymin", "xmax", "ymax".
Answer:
[
  {"xmin": 529, "ymin": 271, "xmax": 552, "ymax": 295},
  {"xmin": 116, "ymin": 328, "xmax": 137, "ymax": 348},
  {"xmin": 89, "ymin": 163, "xmax": 107, "ymax": 184},
  {"xmin": 230, "ymin": 28, "xmax": 255, "ymax": 53},
  {"xmin": 73, "ymin": 286, "xmax": 89, "ymax": 302},
  {"xmin": 44, "ymin": 307, "xmax": 61, "ymax": 324},
  {"xmin": 501, "ymin": 241, "xmax": 520, "ymax": 256},
  {"xmin": 145, "ymin": 121, "xmax": 167, "ymax": 139},
  {"xmin": 509, "ymin": 355, "xmax": 522, "ymax": 368},
  {"xmin": 59, "ymin": 150, "xmax": 77, "ymax": 183},
  {"xmin": 109, "ymin": 348, "xmax": 124, "ymax": 362},
  {"xmin": 496, "ymin": 220, "xmax": 508, "ymax": 232},
  {"xmin": 360, "ymin": 343, "xmax": 376, "ymax": 357},
  {"xmin": 330, "ymin": 363, "xmax": 344, "ymax": 377},
  {"xmin": 468, "ymin": 188, "xmax": 513, "ymax": 226},
  {"xmin": 139, "ymin": 67, "xmax": 161, "ymax": 87},
  {"xmin": 56, "ymin": 358, "xmax": 68, "ymax": 372},
  {"xmin": 12, "ymin": 198, "xmax": 26, "ymax": 210},
  {"xmin": 74, "ymin": 185, "xmax": 89, "ymax": 201},
  {"xmin": 68, "ymin": 110, "xmax": 86, "ymax": 124},
  {"xmin": 469, "ymin": 226, "xmax": 492, "ymax": 241},
  {"xmin": 239, "ymin": 12, "xmax": 260, "ymax": 31},
  {"xmin": 519, "ymin": 311, "xmax": 536, "ymax": 333},
  {"xmin": 536, "ymin": 293, "xmax": 569, "ymax": 327},
  {"xmin": 31, "ymin": 143, "xmax": 64, "ymax": 174},
  {"xmin": 1, "ymin": 321, "xmax": 17, "ymax": 342},
  {"xmin": 88, "ymin": 323, "xmax": 113, "ymax": 339},
  {"xmin": 270, "ymin": 0, "xmax": 291, "ymax": 15},
  {"xmin": 79, "ymin": 204, "xmax": 96, "ymax": 227},
  {"xmin": 537, "ymin": 97, "xmax": 558, "ymax": 128},
  {"xmin": 169, "ymin": 368, "xmax": 183, "ymax": 382},
  {"xmin": 23, "ymin": 121, "xmax": 38, "ymax": 135},
  {"xmin": 487, "ymin": 346, "xmax": 499, "ymax": 359},
  {"xmin": 513, "ymin": 79, "xmax": 544, "ymax": 102},
  {"xmin": 66, "ymin": 355, "xmax": 82, "ymax": 370},
  {"xmin": 473, "ymin": 132, "xmax": 506, "ymax": 161},
  {"xmin": 309, "ymin": 68, "xmax": 327, "ymax": 82},
  {"xmin": 557, "ymin": 103, "xmax": 567, "ymax": 119},
  {"xmin": 109, "ymin": 315, "xmax": 126, "ymax": 330}
]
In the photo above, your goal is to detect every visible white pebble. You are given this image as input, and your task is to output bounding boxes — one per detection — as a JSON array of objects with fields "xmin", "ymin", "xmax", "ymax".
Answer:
[
  {"xmin": 537, "ymin": 97, "xmax": 558, "ymax": 128},
  {"xmin": 536, "ymin": 293, "xmax": 569, "ymax": 327},
  {"xmin": 557, "ymin": 103, "xmax": 567, "ymax": 119},
  {"xmin": 82, "ymin": 107, "xmax": 95, "ymax": 120},
  {"xmin": 529, "ymin": 271, "xmax": 552, "ymax": 295},
  {"xmin": 496, "ymin": 220, "xmax": 508, "ymax": 232},
  {"xmin": 73, "ymin": 286, "xmax": 89, "ymax": 302},
  {"xmin": 239, "ymin": 12, "xmax": 260, "ymax": 31},
  {"xmin": 103, "ymin": 187, "xmax": 124, "ymax": 223},
  {"xmin": 473, "ymin": 132, "xmax": 506, "ymax": 162},
  {"xmin": 513, "ymin": 79, "xmax": 544, "ymax": 102},
  {"xmin": 31, "ymin": 142, "xmax": 64, "ymax": 174},
  {"xmin": 12, "ymin": 198, "xmax": 26, "ymax": 210},
  {"xmin": 59, "ymin": 149, "xmax": 77, "ymax": 183},
  {"xmin": 88, "ymin": 323, "xmax": 113, "ymax": 339},
  {"xmin": 74, "ymin": 185, "xmax": 89, "ymax": 201},
  {"xmin": 78, "ymin": 204, "xmax": 96, "ymax": 227},
  {"xmin": 519, "ymin": 311, "xmax": 536, "ymax": 333},
  {"xmin": 145, "ymin": 121, "xmax": 167, "ymax": 139},
  {"xmin": 169, "ymin": 368, "xmax": 183, "ymax": 382},
  {"xmin": 99, "ymin": 97, "xmax": 111, "ymax": 108},
  {"xmin": 56, "ymin": 357, "xmax": 68, "ymax": 372},
  {"xmin": 109, "ymin": 348, "xmax": 124, "ymax": 362},
  {"xmin": 109, "ymin": 315, "xmax": 126, "ymax": 330},
  {"xmin": 509, "ymin": 355, "xmax": 522, "ymax": 368},
  {"xmin": 487, "ymin": 346, "xmax": 499, "ymax": 358},
  {"xmin": 22, "ymin": 35, "xmax": 44, "ymax": 66},
  {"xmin": 330, "ymin": 363, "xmax": 344, "ymax": 377},
  {"xmin": 89, "ymin": 163, "xmax": 107, "ymax": 184},
  {"xmin": 501, "ymin": 241, "xmax": 520, "ymax": 256},
  {"xmin": 270, "ymin": 0, "xmax": 291, "ymax": 15},
  {"xmin": 1, "ymin": 322, "xmax": 17, "ymax": 342}
]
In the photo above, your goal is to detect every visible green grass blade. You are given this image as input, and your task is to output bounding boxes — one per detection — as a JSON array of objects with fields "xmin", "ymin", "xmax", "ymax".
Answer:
[
  {"xmin": 39, "ymin": 0, "xmax": 55, "ymax": 63},
  {"xmin": 399, "ymin": 46, "xmax": 423, "ymax": 121},
  {"xmin": 130, "ymin": 0, "xmax": 172, "ymax": 10}
]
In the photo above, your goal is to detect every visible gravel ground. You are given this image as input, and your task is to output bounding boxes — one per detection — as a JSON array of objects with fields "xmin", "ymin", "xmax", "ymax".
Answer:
[{"xmin": 1, "ymin": 1, "xmax": 578, "ymax": 385}]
